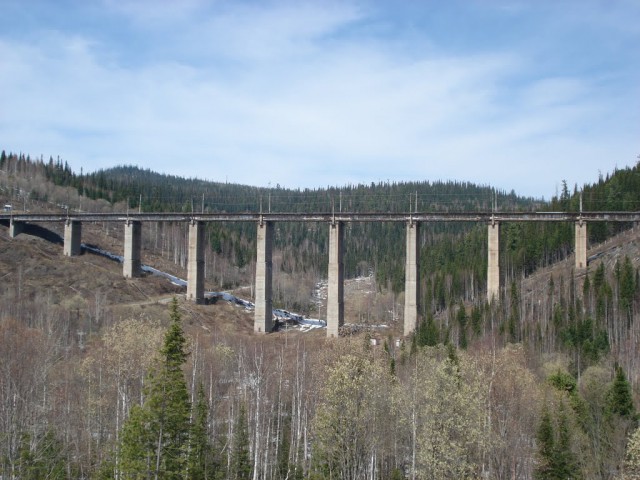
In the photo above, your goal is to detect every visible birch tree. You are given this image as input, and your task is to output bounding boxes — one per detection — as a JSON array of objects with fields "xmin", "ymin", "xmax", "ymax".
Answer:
[
  {"xmin": 312, "ymin": 350, "xmax": 395, "ymax": 480},
  {"xmin": 413, "ymin": 347, "xmax": 488, "ymax": 479}
]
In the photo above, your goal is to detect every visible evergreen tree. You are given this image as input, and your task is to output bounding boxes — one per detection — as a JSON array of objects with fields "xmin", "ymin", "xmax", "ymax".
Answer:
[
  {"xmin": 277, "ymin": 415, "xmax": 292, "ymax": 479},
  {"xmin": 187, "ymin": 384, "xmax": 212, "ymax": 479},
  {"xmin": 231, "ymin": 404, "xmax": 252, "ymax": 480},
  {"xmin": 120, "ymin": 404, "xmax": 155, "ymax": 476},
  {"xmin": 119, "ymin": 298, "xmax": 191, "ymax": 479},
  {"xmin": 456, "ymin": 300, "xmax": 468, "ymax": 349},
  {"xmin": 554, "ymin": 404, "xmax": 579, "ymax": 479},
  {"xmin": 619, "ymin": 256, "xmax": 636, "ymax": 324},
  {"xmin": 416, "ymin": 314, "xmax": 439, "ymax": 347},
  {"xmin": 534, "ymin": 405, "xmax": 555, "ymax": 479},
  {"xmin": 470, "ymin": 304, "xmax": 483, "ymax": 337},
  {"xmin": 534, "ymin": 402, "xmax": 580, "ymax": 479},
  {"xmin": 608, "ymin": 366, "xmax": 635, "ymax": 418},
  {"xmin": 507, "ymin": 280, "xmax": 520, "ymax": 342},
  {"xmin": 17, "ymin": 429, "xmax": 66, "ymax": 479}
]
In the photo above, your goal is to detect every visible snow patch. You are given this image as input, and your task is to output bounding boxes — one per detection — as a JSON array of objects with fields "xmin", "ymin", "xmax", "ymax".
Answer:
[{"xmin": 82, "ymin": 243, "xmax": 326, "ymax": 331}]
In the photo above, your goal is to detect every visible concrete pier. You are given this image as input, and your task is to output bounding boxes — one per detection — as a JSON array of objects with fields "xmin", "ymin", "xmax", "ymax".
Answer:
[
  {"xmin": 327, "ymin": 221, "xmax": 344, "ymax": 337},
  {"xmin": 404, "ymin": 221, "xmax": 420, "ymax": 337},
  {"xmin": 187, "ymin": 220, "xmax": 205, "ymax": 303},
  {"xmin": 254, "ymin": 221, "xmax": 273, "ymax": 333},
  {"xmin": 123, "ymin": 220, "xmax": 142, "ymax": 278},
  {"xmin": 487, "ymin": 222, "xmax": 500, "ymax": 303},
  {"xmin": 9, "ymin": 220, "xmax": 23, "ymax": 238},
  {"xmin": 575, "ymin": 221, "xmax": 587, "ymax": 271},
  {"xmin": 63, "ymin": 220, "xmax": 82, "ymax": 256}
]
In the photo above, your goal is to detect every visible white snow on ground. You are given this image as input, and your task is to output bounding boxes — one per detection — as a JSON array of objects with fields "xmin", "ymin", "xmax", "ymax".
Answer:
[{"xmin": 82, "ymin": 243, "xmax": 327, "ymax": 331}]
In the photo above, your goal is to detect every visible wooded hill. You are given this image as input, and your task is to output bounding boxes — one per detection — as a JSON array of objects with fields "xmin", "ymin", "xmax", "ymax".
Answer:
[{"xmin": 1, "ymin": 150, "xmax": 639, "ymax": 479}]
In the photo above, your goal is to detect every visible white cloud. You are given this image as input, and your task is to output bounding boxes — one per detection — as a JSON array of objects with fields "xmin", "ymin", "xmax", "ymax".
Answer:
[{"xmin": 0, "ymin": 0, "xmax": 638, "ymax": 198}]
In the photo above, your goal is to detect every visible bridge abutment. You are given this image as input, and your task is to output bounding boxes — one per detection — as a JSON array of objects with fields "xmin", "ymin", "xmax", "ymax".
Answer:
[
  {"xmin": 327, "ymin": 221, "xmax": 344, "ymax": 337},
  {"xmin": 575, "ymin": 221, "xmax": 587, "ymax": 271},
  {"xmin": 254, "ymin": 221, "xmax": 273, "ymax": 333},
  {"xmin": 187, "ymin": 220, "xmax": 205, "ymax": 303},
  {"xmin": 404, "ymin": 221, "xmax": 420, "ymax": 336},
  {"xmin": 487, "ymin": 221, "xmax": 500, "ymax": 303},
  {"xmin": 63, "ymin": 220, "xmax": 82, "ymax": 256},
  {"xmin": 123, "ymin": 220, "xmax": 142, "ymax": 278}
]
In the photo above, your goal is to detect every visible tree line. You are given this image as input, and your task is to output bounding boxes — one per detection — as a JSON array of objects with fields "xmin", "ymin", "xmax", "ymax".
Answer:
[{"xmin": 1, "ymin": 296, "xmax": 638, "ymax": 479}]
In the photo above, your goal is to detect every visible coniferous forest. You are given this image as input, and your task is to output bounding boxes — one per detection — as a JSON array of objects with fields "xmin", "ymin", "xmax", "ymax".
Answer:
[{"xmin": 0, "ymin": 150, "xmax": 639, "ymax": 479}]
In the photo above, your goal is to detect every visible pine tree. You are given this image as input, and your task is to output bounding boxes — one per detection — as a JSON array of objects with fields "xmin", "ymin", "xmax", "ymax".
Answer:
[{"xmin": 119, "ymin": 298, "xmax": 191, "ymax": 479}]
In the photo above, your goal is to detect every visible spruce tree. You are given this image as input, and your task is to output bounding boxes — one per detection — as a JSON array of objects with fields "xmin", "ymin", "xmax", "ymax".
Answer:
[
  {"xmin": 608, "ymin": 366, "xmax": 635, "ymax": 418},
  {"xmin": 119, "ymin": 298, "xmax": 191, "ymax": 479},
  {"xmin": 534, "ymin": 406, "xmax": 555, "ymax": 479},
  {"xmin": 456, "ymin": 300, "xmax": 468, "ymax": 349},
  {"xmin": 535, "ymin": 402, "xmax": 581, "ymax": 480},
  {"xmin": 554, "ymin": 404, "xmax": 579, "ymax": 479},
  {"xmin": 276, "ymin": 415, "xmax": 292, "ymax": 479},
  {"xmin": 416, "ymin": 314, "xmax": 439, "ymax": 347},
  {"xmin": 508, "ymin": 280, "xmax": 520, "ymax": 342},
  {"xmin": 231, "ymin": 404, "xmax": 252, "ymax": 480},
  {"xmin": 187, "ymin": 384, "xmax": 213, "ymax": 479},
  {"xmin": 17, "ymin": 429, "xmax": 66, "ymax": 479}
]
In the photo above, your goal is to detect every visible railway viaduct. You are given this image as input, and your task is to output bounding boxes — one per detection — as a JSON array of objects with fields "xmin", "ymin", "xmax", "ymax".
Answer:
[{"xmin": 3, "ymin": 210, "xmax": 639, "ymax": 337}]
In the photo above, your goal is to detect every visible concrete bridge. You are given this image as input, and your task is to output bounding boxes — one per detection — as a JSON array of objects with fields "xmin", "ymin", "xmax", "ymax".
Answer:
[{"xmin": 2, "ymin": 210, "xmax": 639, "ymax": 337}]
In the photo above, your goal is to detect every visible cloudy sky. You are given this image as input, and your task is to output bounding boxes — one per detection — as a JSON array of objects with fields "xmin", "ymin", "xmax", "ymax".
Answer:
[{"xmin": 1, "ymin": 0, "xmax": 638, "ymax": 198}]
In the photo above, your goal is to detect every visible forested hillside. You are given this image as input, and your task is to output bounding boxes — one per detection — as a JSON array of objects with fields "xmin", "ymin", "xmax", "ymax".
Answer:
[{"xmin": 1, "ymin": 150, "xmax": 639, "ymax": 478}]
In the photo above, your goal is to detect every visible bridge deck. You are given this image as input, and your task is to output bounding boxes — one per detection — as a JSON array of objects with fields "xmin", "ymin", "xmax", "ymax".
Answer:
[{"xmin": 1, "ymin": 211, "xmax": 640, "ymax": 223}]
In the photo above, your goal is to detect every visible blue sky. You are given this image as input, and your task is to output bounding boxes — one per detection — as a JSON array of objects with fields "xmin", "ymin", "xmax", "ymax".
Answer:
[{"xmin": 1, "ymin": 0, "xmax": 638, "ymax": 199}]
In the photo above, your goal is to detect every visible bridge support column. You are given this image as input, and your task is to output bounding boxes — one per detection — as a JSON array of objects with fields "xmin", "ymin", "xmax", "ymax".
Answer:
[
  {"xmin": 327, "ymin": 221, "xmax": 344, "ymax": 337},
  {"xmin": 487, "ymin": 221, "xmax": 500, "ymax": 303},
  {"xmin": 575, "ymin": 221, "xmax": 587, "ymax": 271},
  {"xmin": 404, "ymin": 221, "xmax": 420, "ymax": 337},
  {"xmin": 254, "ymin": 221, "xmax": 273, "ymax": 333},
  {"xmin": 187, "ymin": 221, "xmax": 205, "ymax": 303},
  {"xmin": 123, "ymin": 220, "xmax": 142, "ymax": 278},
  {"xmin": 9, "ymin": 220, "xmax": 24, "ymax": 238},
  {"xmin": 63, "ymin": 220, "xmax": 82, "ymax": 256}
]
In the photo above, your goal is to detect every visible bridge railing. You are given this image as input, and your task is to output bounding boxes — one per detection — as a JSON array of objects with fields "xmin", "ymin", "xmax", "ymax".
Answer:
[{"xmin": 1, "ymin": 211, "xmax": 639, "ymax": 223}]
